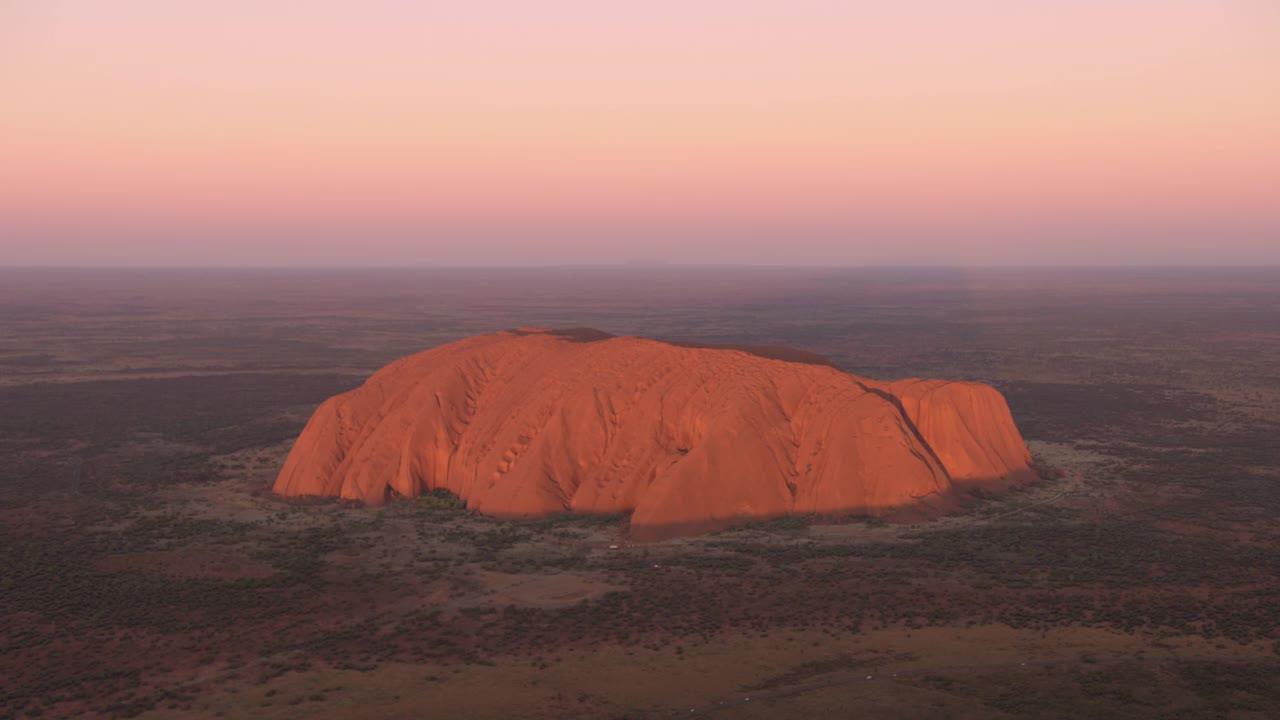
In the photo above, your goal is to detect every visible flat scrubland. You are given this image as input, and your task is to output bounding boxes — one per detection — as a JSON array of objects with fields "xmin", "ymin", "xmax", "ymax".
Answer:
[{"xmin": 2, "ymin": 267, "xmax": 1279, "ymax": 719}]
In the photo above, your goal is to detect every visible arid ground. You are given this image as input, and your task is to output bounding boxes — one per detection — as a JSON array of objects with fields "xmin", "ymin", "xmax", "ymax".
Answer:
[{"xmin": 2, "ymin": 267, "xmax": 1279, "ymax": 719}]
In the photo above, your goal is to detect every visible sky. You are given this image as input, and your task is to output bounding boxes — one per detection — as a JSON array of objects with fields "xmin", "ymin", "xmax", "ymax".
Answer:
[{"xmin": 1, "ymin": 1, "xmax": 1277, "ymax": 267}]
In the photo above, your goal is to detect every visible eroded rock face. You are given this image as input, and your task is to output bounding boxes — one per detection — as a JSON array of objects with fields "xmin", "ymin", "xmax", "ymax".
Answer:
[{"xmin": 274, "ymin": 329, "xmax": 1036, "ymax": 538}]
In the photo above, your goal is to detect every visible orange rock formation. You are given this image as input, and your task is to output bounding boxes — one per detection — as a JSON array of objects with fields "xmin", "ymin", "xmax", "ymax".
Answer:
[{"xmin": 274, "ymin": 329, "xmax": 1036, "ymax": 538}]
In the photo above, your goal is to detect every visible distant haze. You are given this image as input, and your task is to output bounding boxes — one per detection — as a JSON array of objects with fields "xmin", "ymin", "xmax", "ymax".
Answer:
[{"xmin": 2, "ymin": 1, "xmax": 1278, "ymax": 267}]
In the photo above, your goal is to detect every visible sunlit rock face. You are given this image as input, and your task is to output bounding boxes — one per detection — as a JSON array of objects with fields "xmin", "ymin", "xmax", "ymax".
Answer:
[{"xmin": 274, "ymin": 329, "xmax": 1035, "ymax": 539}]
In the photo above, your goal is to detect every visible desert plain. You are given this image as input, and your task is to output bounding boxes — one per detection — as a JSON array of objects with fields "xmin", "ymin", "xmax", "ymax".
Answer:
[{"xmin": 2, "ymin": 266, "xmax": 1279, "ymax": 719}]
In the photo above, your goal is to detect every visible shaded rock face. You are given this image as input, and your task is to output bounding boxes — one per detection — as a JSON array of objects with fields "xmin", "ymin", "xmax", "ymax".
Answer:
[{"xmin": 274, "ymin": 329, "xmax": 1036, "ymax": 539}]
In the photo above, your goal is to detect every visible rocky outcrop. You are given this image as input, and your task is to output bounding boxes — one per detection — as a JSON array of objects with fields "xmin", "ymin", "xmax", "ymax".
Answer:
[{"xmin": 274, "ymin": 329, "xmax": 1035, "ymax": 538}]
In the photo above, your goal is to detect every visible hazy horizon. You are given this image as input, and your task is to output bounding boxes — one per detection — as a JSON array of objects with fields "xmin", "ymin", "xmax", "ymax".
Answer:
[{"xmin": 4, "ymin": 262, "xmax": 1280, "ymax": 271}]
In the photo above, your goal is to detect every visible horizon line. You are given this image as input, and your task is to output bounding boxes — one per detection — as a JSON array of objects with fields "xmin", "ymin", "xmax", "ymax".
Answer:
[{"xmin": 3, "ymin": 263, "xmax": 1280, "ymax": 272}]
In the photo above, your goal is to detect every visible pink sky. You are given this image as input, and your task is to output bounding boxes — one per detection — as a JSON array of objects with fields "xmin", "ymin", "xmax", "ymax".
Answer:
[{"xmin": 2, "ymin": 1, "xmax": 1277, "ymax": 266}]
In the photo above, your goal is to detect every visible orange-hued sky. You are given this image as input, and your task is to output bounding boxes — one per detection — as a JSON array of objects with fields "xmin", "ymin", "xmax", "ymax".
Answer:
[{"xmin": 2, "ymin": 1, "xmax": 1278, "ymax": 266}]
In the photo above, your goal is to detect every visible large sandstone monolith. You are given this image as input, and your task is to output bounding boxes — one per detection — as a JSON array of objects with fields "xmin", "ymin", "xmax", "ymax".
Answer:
[{"xmin": 274, "ymin": 329, "xmax": 1036, "ymax": 538}]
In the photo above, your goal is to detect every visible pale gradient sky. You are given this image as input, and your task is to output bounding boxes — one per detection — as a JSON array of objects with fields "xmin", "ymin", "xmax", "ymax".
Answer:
[{"xmin": 2, "ymin": 1, "xmax": 1277, "ymax": 266}]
